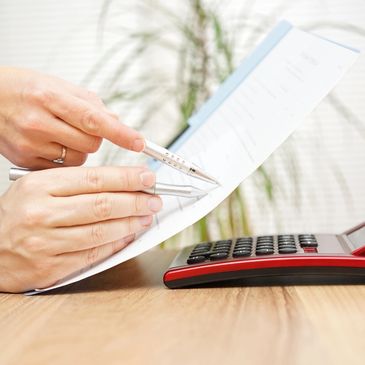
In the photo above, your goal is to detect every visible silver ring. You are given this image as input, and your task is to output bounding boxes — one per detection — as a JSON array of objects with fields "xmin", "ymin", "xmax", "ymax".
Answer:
[{"xmin": 52, "ymin": 146, "xmax": 67, "ymax": 164}]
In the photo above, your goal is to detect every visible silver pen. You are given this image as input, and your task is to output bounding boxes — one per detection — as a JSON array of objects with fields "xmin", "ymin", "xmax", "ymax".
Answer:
[
  {"xmin": 8, "ymin": 167, "xmax": 207, "ymax": 198},
  {"xmin": 143, "ymin": 139, "xmax": 219, "ymax": 185}
]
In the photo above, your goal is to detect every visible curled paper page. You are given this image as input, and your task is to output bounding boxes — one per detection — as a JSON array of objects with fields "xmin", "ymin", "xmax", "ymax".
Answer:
[{"xmin": 28, "ymin": 20, "xmax": 359, "ymax": 294}]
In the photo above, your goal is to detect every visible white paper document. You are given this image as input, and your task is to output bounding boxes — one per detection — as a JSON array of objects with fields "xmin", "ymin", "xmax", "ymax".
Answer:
[{"xmin": 30, "ymin": 21, "xmax": 359, "ymax": 293}]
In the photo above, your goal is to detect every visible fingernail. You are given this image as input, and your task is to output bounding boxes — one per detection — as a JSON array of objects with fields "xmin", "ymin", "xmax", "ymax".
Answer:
[
  {"xmin": 139, "ymin": 215, "xmax": 153, "ymax": 227},
  {"xmin": 148, "ymin": 196, "xmax": 162, "ymax": 212},
  {"xmin": 132, "ymin": 138, "xmax": 145, "ymax": 152},
  {"xmin": 140, "ymin": 170, "xmax": 155, "ymax": 187}
]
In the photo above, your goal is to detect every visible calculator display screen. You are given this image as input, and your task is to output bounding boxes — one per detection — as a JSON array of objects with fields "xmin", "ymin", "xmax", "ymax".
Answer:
[{"xmin": 347, "ymin": 225, "xmax": 365, "ymax": 249}]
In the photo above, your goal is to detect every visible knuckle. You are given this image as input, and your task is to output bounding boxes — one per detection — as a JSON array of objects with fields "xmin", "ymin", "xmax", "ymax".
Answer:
[
  {"xmin": 16, "ymin": 140, "xmax": 33, "ymax": 156},
  {"xmin": 81, "ymin": 109, "xmax": 100, "ymax": 134},
  {"xmin": 22, "ymin": 236, "xmax": 47, "ymax": 254},
  {"xmin": 93, "ymin": 193, "xmax": 113, "ymax": 220},
  {"xmin": 132, "ymin": 194, "xmax": 144, "ymax": 214},
  {"xmin": 31, "ymin": 258, "xmax": 55, "ymax": 279},
  {"xmin": 24, "ymin": 114, "xmax": 43, "ymax": 133},
  {"xmin": 17, "ymin": 174, "xmax": 40, "ymax": 194},
  {"xmin": 86, "ymin": 246, "xmax": 100, "ymax": 266},
  {"xmin": 87, "ymin": 90, "xmax": 97, "ymax": 98},
  {"xmin": 27, "ymin": 85, "xmax": 54, "ymax": 106},
  {"xmin": 88, "ymin": 137, "xmax": 102, "ymax": 153},
  {"xmin": 86, "ymin": 90, "xmax": 101, "ymax": 103},
  {"xmin": 77, "ymin": 153, "xmax": 88, "ymax": 165},
  {"xmin": 126, "ymin": 216, "xmax": 133, "ymax": 235},
  {"xmin": 12, "ymin": 154, "xmax": 30, "ymax": 168},
  {"xmin": 120, "ymin": 168, "xmax": 135, "ymax": 190},
  {"xmin": 68, "ymin": 153, "xmax": 87, "ymax": 167},
  {"xmin": 110, "ymin": 239, "xmax": 126, "ymax": 255},
  {"xmin": 22, "ymin": 205, "xmax": 48, "ymax": 227},
  {"xmin": 111, "ymin": 240, "xmax": 120, "ymax": 255},
  {"xmin": 84, "ymin": 168, "xmax": 104, "ymax": 191},
  {"xmin": 90, "ymin": 223, "xmax": 105, "ymax": 246}
]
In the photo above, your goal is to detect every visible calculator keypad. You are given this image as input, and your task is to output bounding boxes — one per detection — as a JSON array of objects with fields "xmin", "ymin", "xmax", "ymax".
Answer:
[{"xmin": 187, "ymin": 234, "xmax": 318, "ymax": 265}]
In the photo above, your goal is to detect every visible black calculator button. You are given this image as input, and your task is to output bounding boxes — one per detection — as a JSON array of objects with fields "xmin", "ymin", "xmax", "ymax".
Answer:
[
  {"xmin": 192, "ymin": 246, "xmax": 209, "ymax": 251},
  {"xmin": 191, "ymin": 250, "xmax": 211, "ymax": 257},
  {"xmin": 236, "ymin": 239, "xmax": 252, "ymax": 244},
  {"xmin": 257, "ymin": 236, "xmax": 273, "ymax": 240},
  {"xmin": 278, "ymin": 240, "xmax": 295, "ymax": 245},
  {"xmin": 234, "ymin": 243, "xmax": 252, "ymax": 250},
  {"xmin": 191, "ymin": 252, "xmax": 209, "ymax": 256},
  {"xmin": 278, "ymin": 235, "xmax": 295, "ymax": 239},
  {"xmin": 195, "ymin": 243, "xmax": 211, "ymax": 248},
  {"xmin": 235, "ymin": 241, "xmax": 252, "ymax": 246},
  {"xmin": 236, "ymin": 237, "xmax": 253, "ymax": 243},
  {"xmin": 213, "ymin": 250, "xmax": 230, "ymax": 255},
  {"xmin": 187, "ymin": 256, "xmax": 206, "ymax": 264},
  {"xmin": 278, "ymin": 243, "xmax": 297, "ymax": 250},
  {"xmin": 256, "ymin": 246, "xmax": 274, "ymax": 252},
  {"xmin": 191, "ymin": 248, "xmax": 209, "ymax": 254},
  {"xmin": 299, "ymin": 234, "xmax": 318, "ymax": 247},
  {"xmin": 210, "ymin": 252, "xmax": 229, "ymax": 260},
  {"xmin": 214, "ymin": 246, "xmax": 230, "ymax": 250},
  {"xmin": 257, "ymin": 241, "xmax": 274, "ymax": 245},
  {"xmin": 233, "ymin": 250, "xmax": 251, "ymax": 257},
  {"xmin": 216, "ymin": 240, "xmax": 232, "ymax": 245},
  {"xmin": 256, "ymin": 243, "xmax": 274, "ymax": 247},
  {"xmin": 278, "ymin": 247, "xmax": 297, "ymax": 254},
  {"xmin": 255, "ymin": 248, "xmax": 274, "ymax": 255},
  {"xmin": 299, "ymin": 238, "xmax": 316, "ymax": 242},
  {"xmin": 215, "ymin": 244, "xmax": 231, "ymax": 249},
  {"xmin": 299, "ymin": 241, "xmax": 318, "ymax": 248}
]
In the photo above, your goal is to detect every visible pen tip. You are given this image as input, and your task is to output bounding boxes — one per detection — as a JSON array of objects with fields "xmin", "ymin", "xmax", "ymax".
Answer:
[
  {"xmin": 192, "ymin": 168, "xmax": 220, "ymax": 185},
  {"xmin": 190, "ymin": 187, "xmax": 208, "ymax": 198}
]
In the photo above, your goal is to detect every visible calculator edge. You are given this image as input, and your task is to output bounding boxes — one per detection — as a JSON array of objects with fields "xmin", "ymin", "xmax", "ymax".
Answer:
[{"xmin": 163, "ymin": 233, "xmax": 365, "ymax": 288}]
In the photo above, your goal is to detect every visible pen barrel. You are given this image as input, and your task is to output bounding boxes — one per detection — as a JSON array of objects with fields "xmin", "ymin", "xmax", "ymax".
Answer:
[
  {"xmin": 142, "ymin": 183, "xmax": 194, "ymax": 197},
  {"xmin": 144, "ymin": 140, "xmax": 194, "ymax": 175},
  {"xmin": 9, "ymin": 167, "xmax": 30, "ymax": 181},
  {"xmin": 9, "ymin": 168, "xmax": 204, "ymax": 198}
]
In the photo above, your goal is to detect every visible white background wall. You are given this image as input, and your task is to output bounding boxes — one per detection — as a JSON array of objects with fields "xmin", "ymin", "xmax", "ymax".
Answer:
[{"xmin": 0, "ymin": 0, "xmax": 364, "ymax": 236}]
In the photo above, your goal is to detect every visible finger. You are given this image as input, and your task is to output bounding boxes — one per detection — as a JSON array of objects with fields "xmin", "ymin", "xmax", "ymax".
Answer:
[
  {"xmin": 43, "ymin": 117, "xmax": 102, "ymax": 154},
  {"xmin": 50, "ymin": 76, "xmax": 109, "ymax": 110},
  {"xmin": 38, "ymin": 143, "xmax": 87, "ymax": 167},
  {"xmin": 42, "ymin": 90, "xmax": 144, "ymax": 152},
  {"xmin": 13, "ymin": 157, "xmax": 69, "ymax": 170},
  {"xmin": 37, "ymin": 166, "xmax": 156, "ymax": 196},
  {"xmin": 49, "ymin": 216, "xmax": 152, "ymax": 254},
  {"xmin": 54, "ymin": 234, "xmax": 136, "ymax": 277},
  {"xmin": 15, "ymin": 155, "xmax": 86, "ymax": 170},
  {"xmin": 50, "ymin": 192, "xmax": 162, "ymax": 226}
]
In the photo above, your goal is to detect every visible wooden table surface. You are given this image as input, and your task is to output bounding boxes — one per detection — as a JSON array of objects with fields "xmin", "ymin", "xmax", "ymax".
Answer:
[{"xmin": 1, "ymin": 249, "xmax": 365, "ymax": 365}]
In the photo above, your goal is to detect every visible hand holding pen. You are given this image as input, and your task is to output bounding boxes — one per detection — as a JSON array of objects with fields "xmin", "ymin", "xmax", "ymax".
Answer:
[
  {"xmin": 9, "ymin": 139, "xmax": 219, "ymax": 198},
  {"xmin": 0, "ymin": 67, "xmax": 219, "ymax": 293}
]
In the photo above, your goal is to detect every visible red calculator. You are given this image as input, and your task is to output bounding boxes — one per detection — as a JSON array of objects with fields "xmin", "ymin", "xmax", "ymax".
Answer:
[{"xmin": 163, "ymin": 221, "xmax": 365, "ymax": 288}]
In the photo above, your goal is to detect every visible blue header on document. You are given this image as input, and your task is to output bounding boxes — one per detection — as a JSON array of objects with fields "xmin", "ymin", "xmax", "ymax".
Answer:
[
  {"xmin": 149, "ymin": 19, "xmax": 359, "ymax": 169},
  {"xmin": 167, "ymin": 20, "xmax": 293, "ymax": 154}
]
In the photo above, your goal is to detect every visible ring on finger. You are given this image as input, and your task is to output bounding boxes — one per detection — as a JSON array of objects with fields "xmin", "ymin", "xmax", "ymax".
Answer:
[{"xmin": 52, "ymin": 146, "xmax": 67, "ymax": 164}]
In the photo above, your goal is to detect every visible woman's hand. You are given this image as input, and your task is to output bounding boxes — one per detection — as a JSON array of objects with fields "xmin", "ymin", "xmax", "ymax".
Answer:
[
  {"xmin": 0, "ymin": 166, "xmax": 162, "ymax": 293},
  {"xmin": 0, "ymin": 67, "xmax": 145, "ymax": 169}
]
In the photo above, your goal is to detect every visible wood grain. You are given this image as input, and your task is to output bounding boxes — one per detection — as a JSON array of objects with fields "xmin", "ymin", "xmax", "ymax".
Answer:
[{"xmin": 1, "ymin": 249, "xmax": 365, "ymax": 365}]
